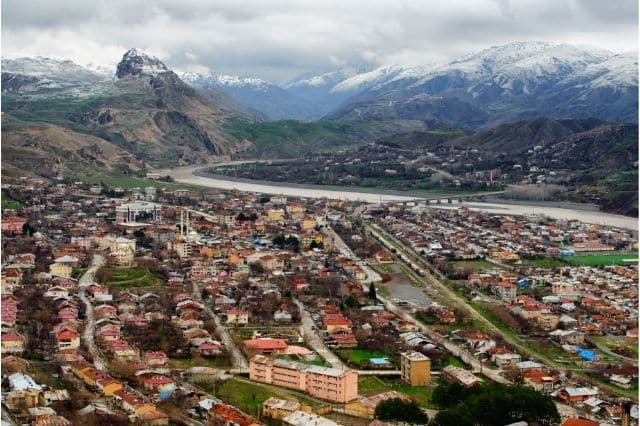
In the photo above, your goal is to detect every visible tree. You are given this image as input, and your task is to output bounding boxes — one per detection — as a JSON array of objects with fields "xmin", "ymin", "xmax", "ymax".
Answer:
[
  {"xmin": 431, "ymin": 382, "xmax": 476, "ymax": 409},
  {"xmin": 430, "ymin": 382, "xmax": 560, "ymax": 426},
  {"xmin": 374, "ymin": 398, "xmax": 428, "ymax": 425},
  {"xmin": 368, "ymin": 282, "xmax": 377, "ymax": 300},
  {"xmin": 22, "ymin": 222, "xmax": 35, "ymax": 236}
]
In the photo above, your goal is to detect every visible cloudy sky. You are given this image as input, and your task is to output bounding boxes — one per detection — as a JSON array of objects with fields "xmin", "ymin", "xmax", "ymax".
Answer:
[{"xmin": 2, "ymin": 0, "xmax": 638, "ymax": 83}]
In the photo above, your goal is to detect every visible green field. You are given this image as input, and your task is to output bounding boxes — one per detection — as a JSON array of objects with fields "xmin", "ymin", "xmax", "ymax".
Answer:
[
  {"xmin": 591, "ymin": 335, "xmax": 639, "ymax": 359},
  {"xmin": 521, "ymin": 257, "xmax": 568, "ymax": 268},
  {"xmin": 521, "ymin": 252, "xmax": 638, "ymax": 268},
  {"xmin": 215, "ymin": 378, "xmax": 321, "ymax": 416},
  {"xmin": 336, "ymin": 349, "xmax": 394, "ymax": 368},
  {"xmin": 223, "ymin": 118, "xmax": 426, "ymax": 158},
  {"xmin": 98, "ymin": 267, "xmax": 164, "ymax": 288},
  {"xmin": 357, "ymin": 376, "xmax": 435, "ymax": 408},
  {"xmin": 1, "ymin": 192, "xmax": 25, "ymax": 210},
  {"xmin": 273, "ymin": 353, "xmax": 328, "ymax": 367},
  {"xmin": 563, "ymin": 252, "xmax": 638, "ymax": 266}
]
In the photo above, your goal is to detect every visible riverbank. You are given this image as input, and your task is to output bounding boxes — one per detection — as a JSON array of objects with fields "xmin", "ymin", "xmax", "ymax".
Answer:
[{"xmin": 165, "ymin": 164, "xmax": 638, "ymax": 231}]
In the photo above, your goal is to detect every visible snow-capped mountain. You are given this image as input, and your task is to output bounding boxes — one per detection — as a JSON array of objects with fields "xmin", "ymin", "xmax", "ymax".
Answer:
[
  {"xmin": 1, "ymin": 56, "xmax": 108, "ymax": 87},
  {"xmin": 116, "ymin": 48, "xmax": 169, "ymax": 78},
  {"xmin": 180, "ymin": 71, "xmax": 321, "ymax": 120},
  {"xmin": 181, "ymin": 72, "xmax": 270, "ymax": 90},
  {"xmin": 327, "ymin": 41, "xmax": 638, "ymax": 126},
  {"xmin": 283, "ymin": 66, "xmax": 373, "ymax": 116}
]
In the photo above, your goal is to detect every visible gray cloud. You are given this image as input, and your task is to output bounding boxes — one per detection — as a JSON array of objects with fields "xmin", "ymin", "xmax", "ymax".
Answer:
[{"xmin": 2, "ymin": 0, "xmax": 637, "ymax": 83}]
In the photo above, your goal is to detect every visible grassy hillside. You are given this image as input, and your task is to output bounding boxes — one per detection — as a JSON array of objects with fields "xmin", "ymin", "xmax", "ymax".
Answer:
[{"xmin": 223, "ymin": 118, "xmax": 427, "ymax": 158}]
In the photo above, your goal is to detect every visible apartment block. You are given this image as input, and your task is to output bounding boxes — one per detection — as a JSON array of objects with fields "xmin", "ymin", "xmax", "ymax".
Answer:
[
  {"xmin": 249, "ymin": 355, "xmax": 358, "ymax": 403},
  {"xmin": 400, "ymin": 351, "xmax": 431, "ymax": 386}
]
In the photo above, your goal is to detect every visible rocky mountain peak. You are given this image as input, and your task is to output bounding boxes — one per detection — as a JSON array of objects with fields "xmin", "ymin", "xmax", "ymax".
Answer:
[{"xmin": 116, "ymin": 48, "xmax": 168, "ymax": 79}]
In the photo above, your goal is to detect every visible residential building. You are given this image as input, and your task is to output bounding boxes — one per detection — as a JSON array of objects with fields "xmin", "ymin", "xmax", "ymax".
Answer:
[
  {"xmin": 262, "ymin": 398, "xmax": 310, "ymax": 420},
  {"xmin": 249, "ymin": 355, "xmax": 358, "ymax": 403},
  {"xmin": 2, "ymin": 217, "xmax": 27, "ymax": 234},
  {"xmin": 283, "ymin": 411, "xmax": 338, "ymax": 426},
  {"xmin": 400, "ymin": 351, "xmax": 431, "ymax": 386},
  {"xmin": 1, "ymin": 332, "xmax": 25, "ymax": 354},
  {"xmin": 109, "ymin": 237, "xmax": 136, "ymax": 267},
  {"xmin": 441, "ymin": 366, "xmax": 481, "ymax": 388}
]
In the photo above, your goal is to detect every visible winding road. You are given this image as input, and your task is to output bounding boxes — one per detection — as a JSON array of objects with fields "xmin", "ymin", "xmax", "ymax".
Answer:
[{"xmin": 79, "ymin": 254, "xmax": 107, "ymax": 371}]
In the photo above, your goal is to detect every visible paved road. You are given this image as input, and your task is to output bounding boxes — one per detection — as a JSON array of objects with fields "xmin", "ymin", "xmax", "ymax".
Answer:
[
  {"xmin": 293, "ymin": 298, "xmax": 346, "ymax": 370},
  {"xmin": 79, "ymin": 254, "xmax": 107, "ymax": 372},
  {"xmin": 191, "ymin": 281, "xmax": 248, "ymax": 370},
  {"xmin": 321, "ymin": 222, "xmax": 381, "ymax": 284}
]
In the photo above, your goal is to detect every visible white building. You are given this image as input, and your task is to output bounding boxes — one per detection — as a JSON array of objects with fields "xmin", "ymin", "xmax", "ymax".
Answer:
[{"xmin": 115, "ymin": 202, "xmax": 160, "ymax": 224}]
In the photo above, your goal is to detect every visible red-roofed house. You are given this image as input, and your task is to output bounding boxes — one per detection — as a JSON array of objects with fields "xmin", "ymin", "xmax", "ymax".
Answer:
[
  {"xmin": 138, "ymin": 375, "xmax": 176, "ymax": 393},
  {"xmin": 198, "ymin": 342, "xmax": 222, "ymax": 357},
  {"xmin": 244, "ymin": 337, "xmax": 288, "ymax": 355},
  {"xmin": 1, "ymin": 332, "xmax": 25, "ymax": 354},
  {"xmin": 209, "ymin": 403, "xmax": 258, "ymax": 426},
  {"xmin": 2, "ymin": 217, "xmax": 27, "ymax": 234},
  {"xmin": 225, "ymin": 308, "xmax": 249, "ymax": 325},
  {"xmin": 144, "ymin": 352, "xmax": 167, "ymax": 367},
  {"xmin": 56, "ymin": 330, "xmax": 80, "ymax": 351}
]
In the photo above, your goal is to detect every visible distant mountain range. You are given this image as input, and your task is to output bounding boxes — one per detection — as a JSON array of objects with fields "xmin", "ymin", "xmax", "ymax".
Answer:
[
  {"xmin": 1, "ymin": 42, "xmax": 637, "ymax": 189},
  {"xmin": 4, "ymin": 41, "xmax": 635, "ymax": 125},
  {"xmin": 326, "ymin": 42, "xmax": 638, "ymax": 126},
  {"xmin": 181, "ymin": 41, "xmax": 639, "ymax": 126}
]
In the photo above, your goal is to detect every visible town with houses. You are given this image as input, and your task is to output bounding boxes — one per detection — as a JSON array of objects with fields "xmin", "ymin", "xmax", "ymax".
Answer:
[{"xmin": 0, "ymin": 176, "xmax": 638, "ymax": 426}]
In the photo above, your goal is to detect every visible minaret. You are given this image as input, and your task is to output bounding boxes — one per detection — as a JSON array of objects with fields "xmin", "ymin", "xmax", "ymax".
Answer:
[
  {"xmin": 180, "ymin": 210, "xmax": 184, "ymax": 237},
  {"xmin": 186, "ymin": 209, "xmax": 190, "ymax": 235}
]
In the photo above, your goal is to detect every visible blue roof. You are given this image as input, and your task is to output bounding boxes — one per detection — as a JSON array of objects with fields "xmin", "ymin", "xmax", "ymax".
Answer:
[
  {"xmin": 369, "ymin": 357, "xmax": 390, "ymax": 365},
  {"xmin": 577, "ymin": 348, "xmax": 596, "ymax": 361}
]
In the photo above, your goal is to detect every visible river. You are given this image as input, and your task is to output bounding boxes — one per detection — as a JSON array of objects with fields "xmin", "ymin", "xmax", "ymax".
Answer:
[{"xmin": 164, "ymin": 164, "xmax": 638, "ymax": 231}]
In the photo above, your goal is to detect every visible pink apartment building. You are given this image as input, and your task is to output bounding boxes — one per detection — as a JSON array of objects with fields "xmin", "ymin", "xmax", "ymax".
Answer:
[{"xmin": 249, "ymin": 355, "xmax": 358, "ymax": 403}]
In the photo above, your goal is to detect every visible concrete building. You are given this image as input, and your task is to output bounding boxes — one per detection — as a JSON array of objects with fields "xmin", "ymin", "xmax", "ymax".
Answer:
[
  {"xmin": 400, "ymin": 351, "xmax": 431, "ymax": 386},
  {"xmin": 249, "ymin": 355, "xmax": 358, "ymax": 403},
  {"xmin": 109, "ymin": 237, "xmax": 136, "ymax": 267},
  {"xmin": 262, "ymin": 398, "xmax": 311, "ymax": 421},
  {"xmin": 115, "ymin": 202, "xmax": 160, "ymax": 224},
  {"xmin": 442, "ymin": 365, "xmax": 481, "ymax": 388},
  {"xmin": 49, "ymin": 255, "xmax": 78, "ymax": 278},
  {"xmin": 283, "ymin": 411, "xmax": 338, "ymax": 426}
]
